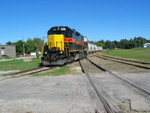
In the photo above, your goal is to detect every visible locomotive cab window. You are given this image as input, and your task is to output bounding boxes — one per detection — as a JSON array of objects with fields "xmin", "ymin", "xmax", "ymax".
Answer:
[
  {"xmin": 66, "ymin": 29, "xmax": 73, "ymax": 37},
  {"xmin": 76, "ymin": 32, "xmax": 80, "ymax": 36}
]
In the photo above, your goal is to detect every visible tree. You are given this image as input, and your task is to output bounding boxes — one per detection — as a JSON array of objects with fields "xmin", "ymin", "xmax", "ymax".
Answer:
[
  {"xmin": 97, "ymin": 40, "xmax": 105, "ymax": 48},
  {"xmin": 6, "ymin": 41, "xmax": 14, "ymax": 45},
  {"xmin": 119, "ymin": 39, "xmax": 129, "ymax": 49},
  {"xmin": 113, "ymin": 40, "xmax": 119, "ymax": 48},
  {"xmin": 25, "ymin": 38, "xmax": 38, "ymax": 54},
  {"xmin": 110, "ymin": 42, "xmax": 116, "ymax": 49},
  {"xmin": 105, "ymin": 40, "xmax": 111, "ymax": 49},
  {"xmin": 33, "ymin": 38, "xmax": 44, "ymax": 52},
  {"xmin": 14, "ymin": 40, "xmax": 24, "ymax": 55}
]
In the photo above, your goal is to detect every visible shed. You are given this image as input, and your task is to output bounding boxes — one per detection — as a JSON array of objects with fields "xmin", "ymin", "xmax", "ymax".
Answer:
[{"xmin": 0, "ymin": 45, "xmax": 16, "ymax": 57}]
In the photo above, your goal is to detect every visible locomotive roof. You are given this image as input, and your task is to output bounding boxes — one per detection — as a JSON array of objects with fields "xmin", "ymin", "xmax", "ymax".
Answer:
[
  {"xmin": 48, "ymin": 26, "xmax": 85, "ymax": 37},
  {"xmin": 49, "ymin": 26, "xmax": 72, "ymax": 31}
]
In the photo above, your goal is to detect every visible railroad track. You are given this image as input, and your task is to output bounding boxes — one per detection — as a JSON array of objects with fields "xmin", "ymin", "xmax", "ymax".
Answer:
[
  {"xmin": 99, "ymin": 54, "xmax": 150, "ymax": 65},
  {"xmin": 94, "ymin": 54, "xmax": 150, "ymax": 69},
  {"xmin": 80, "ymin": 57, "xmax": 150, "ymax": 112},
  {"xmin": 12, "ymin": 67, "xmax": 52, "ymax": 76},
  {"xmin": 86, "ymin": 57, "xmax": 150, "ymax": 97},
  {"xmin": 79, "ymin": 60, "xmax": 123, "ymax": 113},
  {"xmin": 80, "ymin": 58, "xmax": 150, "ymax": 113},
  {"xmin": 0, "ymin": 66, "xmax": 55, "ymax": 81}
]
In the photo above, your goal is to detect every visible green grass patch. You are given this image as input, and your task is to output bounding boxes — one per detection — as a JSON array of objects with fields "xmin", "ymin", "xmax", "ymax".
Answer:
[
  {"xmin": 32, "ymin": 66, "xmax": 69, "ymax": 76},
  {"xmin": 0, "ymin": 57, "xmax": 13, "ymax": 60},
  {"xmin": 32, "ymin": 63, "xmax": 82, "ymax": 76},
  {"xmin": 0, "ymin": 58, "xmax": 40, "ymax": 71},
  {"xmin": 102, "ymin": 48, "xmax": 150, "ymax": 62}
]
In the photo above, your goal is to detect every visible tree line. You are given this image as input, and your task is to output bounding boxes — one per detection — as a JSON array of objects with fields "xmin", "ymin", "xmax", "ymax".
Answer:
[
  {"xmin": 90, "ymin": 37, "xmax": 150, "ymax": 49},
  {"xmin": 5, "ymin": 36, "xmax": 150, "ymax": 56},
  {"xmin": 6, "ymin": 38, "xmax": 44, "ymax": 56}
]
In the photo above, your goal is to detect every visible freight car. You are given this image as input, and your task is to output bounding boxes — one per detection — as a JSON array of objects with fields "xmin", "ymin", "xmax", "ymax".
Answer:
[
  {"xmin": 97, "ymin": 47, "xmax": 103, "ymax": 51},
  {"xmin": 87, "ymin": 43, "xmax": 103, "ymax": 53},
  {"xmin": 41, "ymin": 26, "xmax": 88, "ymax": 65}
]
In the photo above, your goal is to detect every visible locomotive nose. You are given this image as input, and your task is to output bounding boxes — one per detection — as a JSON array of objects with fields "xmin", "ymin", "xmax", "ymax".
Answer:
[{"xmin": 48, "ymin": 35, "xmax": 64, "ymax": 51}]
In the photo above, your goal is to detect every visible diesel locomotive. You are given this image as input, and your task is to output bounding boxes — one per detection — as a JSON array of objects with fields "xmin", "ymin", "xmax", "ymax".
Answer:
[{"xmin": 41, "ymin": 26, "xmax": 88, "ymax": 65}]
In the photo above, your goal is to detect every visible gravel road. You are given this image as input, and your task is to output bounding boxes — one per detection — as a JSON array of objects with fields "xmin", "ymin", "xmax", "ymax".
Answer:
[{"xmin": 0, "ymin": 74, "xmax": 106, "ymax": 113}]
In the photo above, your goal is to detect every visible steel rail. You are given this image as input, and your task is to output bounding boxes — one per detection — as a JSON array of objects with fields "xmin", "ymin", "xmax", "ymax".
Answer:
[
  {"xmin": 94, "ymin": 54, "xmax": 150, "ymax": 69},
  {"xmin": 100, "ymin": 54, "xmax": 150, "ymax": 65},
  {"xmin": 79, "ymin": 60, "xmax": 123, "ymax": 113},
  {"xmin": 0, "ymin": 67, "xmax": 54, "ymax": 81},
  {"xmin": 86, "ymin": 57, "xmax": 150, "ymax": 97}
]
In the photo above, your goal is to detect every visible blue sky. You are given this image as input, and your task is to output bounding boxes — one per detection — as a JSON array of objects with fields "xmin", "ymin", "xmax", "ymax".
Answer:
[{"xmin": 0, "ymin": 0, "xmax": 150, "ymax": 44}]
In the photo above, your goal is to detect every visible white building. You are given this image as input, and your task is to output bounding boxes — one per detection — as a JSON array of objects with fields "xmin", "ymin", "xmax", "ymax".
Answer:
[
  {"xmin": 0, "ymin": 45, "xmax": 16, "ymax": 57},
  {"xmin": 143, "ymin": 43, "xmax": 150, "ymax": 48}
]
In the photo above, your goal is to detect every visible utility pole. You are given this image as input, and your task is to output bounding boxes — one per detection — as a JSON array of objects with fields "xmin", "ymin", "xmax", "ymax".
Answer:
[{"xmin": 22, "ymin": 35, "xmax": 25, "ymax": 55}]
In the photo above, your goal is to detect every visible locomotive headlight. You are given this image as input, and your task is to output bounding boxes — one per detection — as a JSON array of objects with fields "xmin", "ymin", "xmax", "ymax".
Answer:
[
  {"xmin": 45, "ymin": 52, "xmax": 47, "ymax": 54},
  {"xmin": 60, "ymin": 51, "xmax": 63, "ymax": 54}
]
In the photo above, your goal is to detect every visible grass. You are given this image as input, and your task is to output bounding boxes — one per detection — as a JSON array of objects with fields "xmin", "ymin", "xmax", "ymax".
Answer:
[
  {"xmin": 0, "ymin": 57, "xmax": 13, "ymax": 60},
  {"xmin": 32, "ymin": 64, "xmax": 82, "ymax": 76},
  {"xmin": 0, "ymin": 58, "xmax": 40, "ymax": 71},
  {"xmin": 0, "ymin": 57, "xmax": 82, "ymax": 76},
  {"xmin": 32, "ymin": 66, "xmax": 69, "ymax": 76},
  {"xmin": 102, "ymin": 47, "xmax": 150, "ymax": 62}
]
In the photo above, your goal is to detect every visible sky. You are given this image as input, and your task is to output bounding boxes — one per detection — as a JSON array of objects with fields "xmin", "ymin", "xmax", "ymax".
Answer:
[{"xmin": 0, "ymin": 0, "xmax": 150, "ymax": 44}]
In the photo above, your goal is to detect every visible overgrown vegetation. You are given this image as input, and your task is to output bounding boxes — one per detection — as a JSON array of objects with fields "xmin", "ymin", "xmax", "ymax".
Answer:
[
  {"xmin": 102, "ymin": 47, "xmax": 150, "ymax": 62},
  {"xmin": 0, "ymin": 58, "xmax": 40, "ymax": 71}
]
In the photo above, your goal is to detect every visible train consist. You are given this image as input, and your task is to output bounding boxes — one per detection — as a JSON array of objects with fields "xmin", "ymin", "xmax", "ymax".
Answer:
[{"xmin": 41, "ymin": 26, "xmax": 102, "ymax": 66}]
